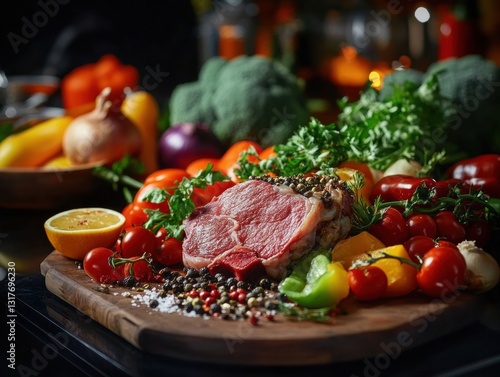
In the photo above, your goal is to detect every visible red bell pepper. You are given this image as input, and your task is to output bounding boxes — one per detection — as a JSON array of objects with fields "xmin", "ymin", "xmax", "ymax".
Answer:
[
  {"xmin": 370, "ymin": 175, "xmax": 437, "ymax": 203},
  {"xmin": 445, "ymin": 154, "xmax": 500, "ymax": 198}
]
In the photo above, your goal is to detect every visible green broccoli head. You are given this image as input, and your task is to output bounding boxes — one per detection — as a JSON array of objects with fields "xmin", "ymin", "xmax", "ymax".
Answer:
[
  {"xmin": 169, "ymin": 55, "xmax": 309, "ymax": 148},
  {"xmin": 424, "ymin": 55, "xmax": 500, "ymax": 156},
  {"xmin": 378, "ymin": 68, "xmax": 424, "ymax": 101}
]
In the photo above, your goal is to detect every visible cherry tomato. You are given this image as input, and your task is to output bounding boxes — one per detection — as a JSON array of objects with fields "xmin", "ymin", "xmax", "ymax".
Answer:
[
  {"xmin": 117, "ymin": 226, "xmax": 158, "ymax": 258},
  {"xmin": 417, "ymin": 246, "xmax": 466, "ymax": 298},
  {"xmin": 368, "ymin": 207, "xmax": 409, "ymax": 246},
  {"xmin": 133, "ymin": 182, "xmax": 173, "ymax": 214},
  {"xmin": 83, "ymin": 247, "xmax": 124, "ymax": 284},
  {"xmin": 191, "ymin": 180, "xmax": 236, "ymax": 207},
  {"xmin": 122, "ymin": 202, "xmax": 149, "ymax": 228},
  {"xmin": 406, "ymin": 214, "xmax": 437, "ymax": 238},
  {"xmin": 124, "ymin": 257, "xmax": 156, "ymax": 282},
  {"xmin": 464, "ymin": 220, "xmax": 491, "ymax": 248},
  {"xmin": 143, "ymin": 168, "xmax": 190, "ymax": 186},
  {"xmin": 154, "ymin": 237, "xmax": 183, "ymax": 266},
  {"xmin": 348, "ymin": 266, "xmax": 388, "ymax": 301},
  {"xmin": 403, "ymin": 235, "xmax": 436, "ymax": 263},
  {"xmin": 434, "ymin": 211, "xmax": 466, "ymax": 244}
]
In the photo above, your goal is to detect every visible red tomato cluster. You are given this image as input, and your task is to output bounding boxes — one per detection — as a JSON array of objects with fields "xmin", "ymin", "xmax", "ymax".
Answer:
[
  {"xmin": 83, "ymin": 226, "xmax": 183, "ymax": 284},
  {"xmin": 85, "ymin": 165, "xmax": 237, "ymax": 284},
  {"xmin": 368, "ymin": 175, "xmax": 492, "ymax": 248}
]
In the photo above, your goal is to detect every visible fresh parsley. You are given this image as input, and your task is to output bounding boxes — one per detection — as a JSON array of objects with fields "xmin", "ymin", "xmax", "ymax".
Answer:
[{"xmin": 142, "ymin": 165, "xmax": 228, "ymax": 238}]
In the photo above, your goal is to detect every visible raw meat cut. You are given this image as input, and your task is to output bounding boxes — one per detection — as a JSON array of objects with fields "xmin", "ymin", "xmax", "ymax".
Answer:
[{"xmin": 182, "ymin": 176, "xmax": 353, "ymax": 281}]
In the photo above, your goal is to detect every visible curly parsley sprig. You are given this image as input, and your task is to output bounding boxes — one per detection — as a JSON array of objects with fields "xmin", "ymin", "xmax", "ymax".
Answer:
[{"xmin": 142, "ymin": 165, "xmax": 228, "ymax": 238}]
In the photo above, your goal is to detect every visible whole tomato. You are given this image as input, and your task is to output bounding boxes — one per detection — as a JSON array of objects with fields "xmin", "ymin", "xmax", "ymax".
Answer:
[
  {"xmin": 124, "ymin": 257, "xmax": 156, "ymax": 282},
  {"xmin": 403, "ymin": 235, "xmax": 436, "ymax": 263},
  {"xmin": 464, "ymin": 220, "xmax": 491, "ymax": 248},
  {"xmin": 406, "ymin": 214, "xmax": 437, "ymax": 238},
  {"xmin": 433, "ymin": 211, "xmax": 466, "ymax": 244},
  {"xmin": 404, "ymin": 236, "xmax": 459, "ymax": 264},
  {"xmin": 122, "ymin": 202, "xmax": 149, "ymax": 228},
  {"xmin": 191, "ymin": 180, "xmax": 236, "ymax": 207},
  {"xmin": 348, "ymin": 266, "xmax": 388, "ymax": 301},
  {"xmin": 83, "ymin": 247, "xmax": 124, "ymax": 284},
  {"xmin": 368, "ymin": 207, "xmax": 409, "ymax": 246},
  {"xmin": 154, "ymin": 237, "xmax": 183, "ymax": 266},
  {"xmin": 417, "ymin": 245, "xmax": 466, "ymax": 298},
  {"xmin": 116, "ymin": 226, "xmax": 158, "ymax": 258}
]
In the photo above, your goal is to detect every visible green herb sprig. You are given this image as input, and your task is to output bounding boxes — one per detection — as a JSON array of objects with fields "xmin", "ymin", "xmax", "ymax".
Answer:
[{"xmin": 142, "ymin": 165, "xmax": 228, "ymax": 238}]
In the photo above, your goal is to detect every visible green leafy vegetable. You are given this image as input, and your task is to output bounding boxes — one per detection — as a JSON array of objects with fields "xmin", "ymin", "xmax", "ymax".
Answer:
[
  {"xmin": 235, "ymin": 118, "xmax": 348, "ymax": 179},
  {"xmin": 337, "ymin": 74, "xmax": 452, "ymax": 172},
  {"xmin": 142, "ymin": 165, "xmax": 228, "ymax": 238}
]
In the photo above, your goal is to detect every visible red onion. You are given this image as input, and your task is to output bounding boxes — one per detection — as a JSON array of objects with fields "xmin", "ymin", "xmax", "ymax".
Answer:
[{"xmin": 158, "ymin": 122, "xmax": 225, "ymax": 169}]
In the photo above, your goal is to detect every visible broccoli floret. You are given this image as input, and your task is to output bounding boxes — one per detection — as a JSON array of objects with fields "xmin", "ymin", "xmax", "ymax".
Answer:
[
  {"xmin": 425, "ymin": 55, "xmax": 500, "ymax": 157},
  {"xmin": 169, "ymin": 55, "xmax": 309, "ymax": 147},
  {"xmin": 378, "ymin": 68, "xmax": 424, "ymax": 101}
]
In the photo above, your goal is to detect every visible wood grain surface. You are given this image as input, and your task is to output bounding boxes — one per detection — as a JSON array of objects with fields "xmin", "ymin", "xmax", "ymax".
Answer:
[{"xmin": 40, "ymin": 251, "xmax": 484, "ymax": 366}]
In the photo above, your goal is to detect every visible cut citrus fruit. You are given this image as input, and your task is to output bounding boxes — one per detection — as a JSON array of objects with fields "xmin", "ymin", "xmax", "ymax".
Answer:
[{"xmin": 44, "ymin": 207, "xmax": 125, "ymax": 260}]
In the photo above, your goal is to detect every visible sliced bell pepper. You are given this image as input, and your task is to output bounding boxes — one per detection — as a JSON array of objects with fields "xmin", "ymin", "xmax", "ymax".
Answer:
[{"xmin": 278, "ymin": 251, "xmax": 349, "ymax": 309}]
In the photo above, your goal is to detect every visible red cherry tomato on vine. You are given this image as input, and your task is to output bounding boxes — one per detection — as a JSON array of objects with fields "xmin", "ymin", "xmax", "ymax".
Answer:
[
  {"xmin": 403, "ymin": 236, "xmax": 436, "ymax": 263},
  {"xmin": 116, "ymin": 226, "xmax": 158, "ymax": 258},
  {"xmin": 153, "ymin": 237, "xmax": 183, "ymax": 266},
  {"xmin": 434, "ymin": 211, "xmax": 466, "ymax": 244},
  {"xmin": 83, "ymin": 247, "xmax": 124, "ymax": 284},
  {"xmin": 368, "ymin": 207, "xmax": 409, "ymax": 246},
  {"xmin": 406, "ymin": 214, "xmax": 437, "ymax": 238},
  {"xmin": 348, "ymin": 266, "xmax": 388, "ymax": 301},
  {"xmin": 417, "ymin": 246, "xmax": 466, "ymax": 298},
  {"xmin": 464, "ymin": 220, "xmax": 490, "ymax": 248},
  {"xmin": 124, "ymin": 257, "xmax": 156, "ymax": 282}
]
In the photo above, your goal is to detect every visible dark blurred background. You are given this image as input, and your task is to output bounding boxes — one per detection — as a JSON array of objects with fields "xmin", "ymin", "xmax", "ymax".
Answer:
[{"xmin": 0, "ymin": 0, "xmax": 499, "ymax": 106}]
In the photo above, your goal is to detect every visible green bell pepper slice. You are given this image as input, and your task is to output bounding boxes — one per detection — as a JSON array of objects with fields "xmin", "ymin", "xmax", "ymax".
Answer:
[{"xmin": 278, "ymin": 251, "xmax": 349, "ymax": 309}]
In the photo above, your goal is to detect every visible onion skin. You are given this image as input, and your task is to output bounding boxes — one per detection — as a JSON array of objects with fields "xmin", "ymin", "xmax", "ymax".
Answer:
[
  {"xmin": 458, "ymin": 240, "xmax": 500, "ymax": 294},
  {"xmin": 158, "ymin": 122, "xmax": 225, "ymax": 169},
  {"xmin": 63, "ymin": 87, "xmax": 141, "ymax": 165}
]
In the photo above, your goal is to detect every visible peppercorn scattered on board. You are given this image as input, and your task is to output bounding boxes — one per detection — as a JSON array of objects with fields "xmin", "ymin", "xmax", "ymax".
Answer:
[{"xmin": 40, "ymin": 251, "xmax": 483, "ymax": 366}]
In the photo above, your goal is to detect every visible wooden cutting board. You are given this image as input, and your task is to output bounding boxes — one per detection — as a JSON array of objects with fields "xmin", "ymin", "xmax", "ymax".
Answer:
[{"xmin": 40, "ymin": 251, "xmax": 484, "ymax": 366}]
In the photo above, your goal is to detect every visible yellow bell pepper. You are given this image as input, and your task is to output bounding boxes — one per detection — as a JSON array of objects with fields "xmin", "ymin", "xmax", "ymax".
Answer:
[
  {"xmin": 122, "ymin": 90, "xmax": 159, "ymax": 174},
  {"xmin": 363, "ymin": 245, "xmax": 418, "ymax": 298},
  {"xmin": 331, "ymin": 231, "xmax": 385, "ymax": 269},
  {"xmin": 0, "ymin": 116, "xmax": 73, "ymax": 168}
]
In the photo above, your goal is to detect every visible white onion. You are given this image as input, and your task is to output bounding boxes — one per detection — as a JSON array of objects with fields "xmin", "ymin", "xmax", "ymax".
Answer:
[
  {"xmin": 383, "ymin": 159, "xmax": 422, "ymax": 177},
  {"xmin": 457, "ymin": 240, "xmax": 500, "ymax": 294},
  {"xmin": 63, "ymin": 87, "xmax": 141, "ymax": 165}
]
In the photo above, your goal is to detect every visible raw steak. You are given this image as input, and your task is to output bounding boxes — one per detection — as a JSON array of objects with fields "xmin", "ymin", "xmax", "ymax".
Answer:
[{"xmin": 182, "ymin": 176, "xmax": 353, "ymax": 281}]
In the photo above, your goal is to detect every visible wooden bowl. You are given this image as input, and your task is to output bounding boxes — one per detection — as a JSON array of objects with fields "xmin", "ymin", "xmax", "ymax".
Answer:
[{"xmin": 0, "ymin": 163, "xmax": 107, "ymax": 210}]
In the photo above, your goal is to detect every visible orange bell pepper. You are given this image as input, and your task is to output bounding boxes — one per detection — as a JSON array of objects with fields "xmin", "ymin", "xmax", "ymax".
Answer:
[{"xmin": 61, "ymin": 54, "xmax": 139, "ymax": 110}]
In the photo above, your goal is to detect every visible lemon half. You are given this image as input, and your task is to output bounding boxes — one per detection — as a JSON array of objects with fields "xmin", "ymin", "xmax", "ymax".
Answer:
[{"xmin": 44, "ymin": 207, "xmax": 125, "ymax": 260}]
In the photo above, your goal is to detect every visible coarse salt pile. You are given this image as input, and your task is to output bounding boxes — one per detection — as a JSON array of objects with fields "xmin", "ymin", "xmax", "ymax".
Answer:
[{"xmin": 128, "ymin": 287, "xmax": 199, "ymax": 317}]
